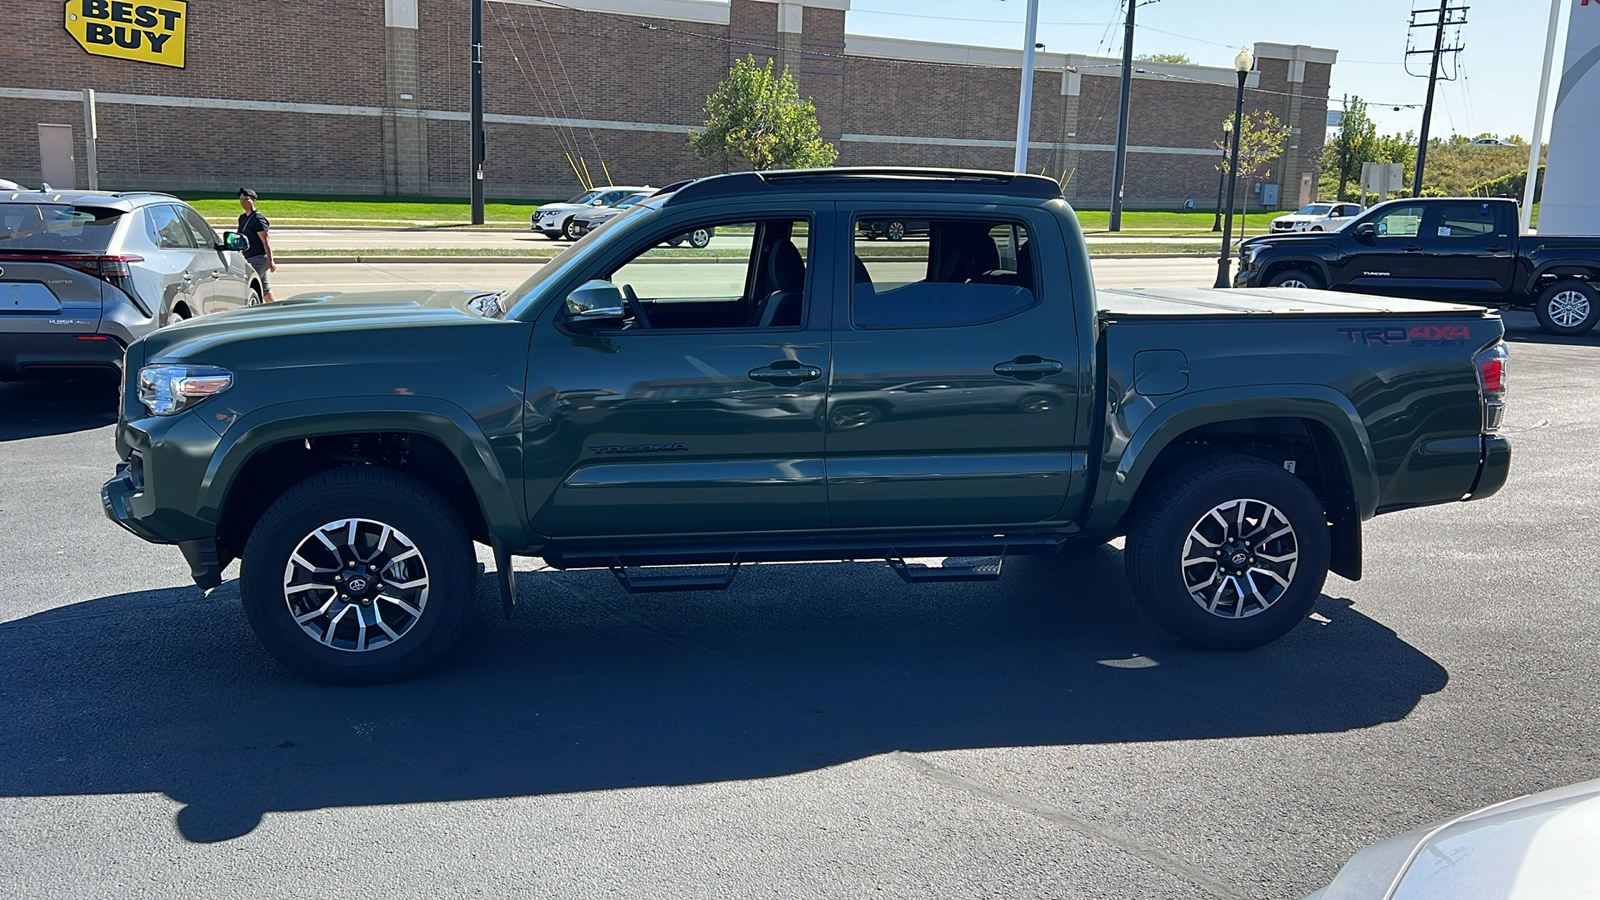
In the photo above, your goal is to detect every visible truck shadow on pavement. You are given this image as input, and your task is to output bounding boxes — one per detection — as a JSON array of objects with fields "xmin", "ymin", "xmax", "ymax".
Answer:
[
  {"xmin": 1500, "ymin": 310, "xmax": 1600, "ymax": 347},
  {"xmin": 0, "ymin": 545, "xmax": 1447, "ymax": 843},
  {"xmin": 0, "ymin": 379, "xmax": 118, "ymax": 441}
]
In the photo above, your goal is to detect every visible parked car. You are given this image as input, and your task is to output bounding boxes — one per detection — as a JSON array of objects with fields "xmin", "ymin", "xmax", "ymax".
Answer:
[
  {"xmin": 531, "ymin": 185, "xmax": 651, "ymax": 241},
  {"xmin": 1270, "ymin": 201, "xmax": 1362, "ymax": 233},
  {"xmin": 0, "ymin": 178, "xmax": 27, "ymax": 191},
  {"xmin": 858, "ymin": 218, "xmax": 929, "ymax": 241},
  {"xmin": 103, "ymin": 167, "xmax": 1509, "ymax": 683},
  {"xmin": 1, "ymin": 190, "xmax": 262, "ymax": 381},
  {"xmin": 1467, "ymin": 137, "xmax": 1515, "ymax": 147},
  {"xmin": 1303, "ymin": 778, "xmax": 1600, "ymax": 899},
  {"xmin": 1238, "ymin": 196, "xmax": 1600, "ymax": 335},
  {"xmin": 567, "ymin": 190, "xmax": 653, "ymax": 237}
]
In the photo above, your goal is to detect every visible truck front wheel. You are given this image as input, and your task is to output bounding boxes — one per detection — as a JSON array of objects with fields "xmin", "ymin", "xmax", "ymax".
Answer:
[
  {"xmin": 1124, "ymin": 453, "xmax": 1330, "ymax": 649},
  {"xmin": 1268, "ymin": 268, "xmax": 1322, "ymax": 289},
  {"xmin": 240, "ymin": 468, "xmax": 476, "ymax": 684},
  {"xmin": 1534, "ymin": 280, "xmax": 1600, "ymax": 336}
]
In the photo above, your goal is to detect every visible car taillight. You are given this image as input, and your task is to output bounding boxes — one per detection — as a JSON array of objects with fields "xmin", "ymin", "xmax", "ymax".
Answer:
[
  {"xmin": 0, "ymin": 253, "xmax": 142, "ymax": 281},
  {"xmin": 1474, "ymin": 342, "xmax": 1508, "ymax": 433}
]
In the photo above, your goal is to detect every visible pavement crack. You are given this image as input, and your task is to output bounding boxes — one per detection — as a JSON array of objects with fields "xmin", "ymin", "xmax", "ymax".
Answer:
[{"xmin": 888, "ymin": 751, "xmax": 1248, "ymax": 900}]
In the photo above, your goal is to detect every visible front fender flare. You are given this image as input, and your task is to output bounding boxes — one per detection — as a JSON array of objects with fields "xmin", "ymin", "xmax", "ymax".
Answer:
[
  {"xmin": 1083, "ymin": 385, "xmax": 1380, "ymax": 535},
  {"xmin": 196, "ymin": 396, "xmax": 529, "ymax": 546}
]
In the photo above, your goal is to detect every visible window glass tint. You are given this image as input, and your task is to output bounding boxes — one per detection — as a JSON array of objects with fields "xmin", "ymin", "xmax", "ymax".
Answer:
[
  {"xmin": 147, "ymin": 205, "xmax": 196, "ymax": 249},
  {"xmin": 0, "ymin": 204, "xmax": 120, "ymax": 251},
  {"xmin": 1373, "ymin": 205, "xmax": 1425, "ymax": 238},
  {"xmin": 177, "ymin": 206, "xmax": 218, "ymax": 246},
  {"xmin": 1436, "ymin": 203, "xmax": 1497, "ymax": 238},
  {"xmin": 852, "ymin": 217, "xmax": 1036, "ymax": 329},
  {"xmin": 576, "ymin": 218, "xmax": 810, "ymax": 330}
]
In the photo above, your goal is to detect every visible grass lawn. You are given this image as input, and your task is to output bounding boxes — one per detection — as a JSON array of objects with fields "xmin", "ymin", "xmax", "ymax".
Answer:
[
  {"xmin": 278, "ymin": 242, "xmax": 1213, "ymax": 260},
  {"xmin": 185, "ymin": 197, "xmax": 548, "ymax": 226}
]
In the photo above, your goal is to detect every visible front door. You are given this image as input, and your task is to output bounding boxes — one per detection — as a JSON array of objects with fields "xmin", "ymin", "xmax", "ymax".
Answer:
[
  {"xmin": 525, "ymin": 208, "xmax": 834, "ymax": 538},
  {"xmin": 1334, "ymin": 202, "xmax": 1430, "ymax": 297},
  {"xmin": 826, "ymin": 206, "xmax": 1081, "ymax": 528},
  {"xmin": 177, "ymin": 205, "xmax": 249, "ymax": 311}
]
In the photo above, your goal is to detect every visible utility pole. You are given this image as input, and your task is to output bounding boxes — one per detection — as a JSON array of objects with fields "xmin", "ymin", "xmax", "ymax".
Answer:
[
  {"xmin": 1012, "ymin": 0, "xmax": 1041, "ymax": 173},
  {"xmin": 470, "ymin": 0, "xmax": 485, "ymax": 224},
  {"xmin": 81, "ymin": 88, "xmax": 99, "ymax": 191},
  {"xmin": 1406, "ymin": 0, "xmax": 1466, "ymax": 198},
  {"xmin": 1108, "ymin": 0, "xmax": 1136, "ymax": 231}
]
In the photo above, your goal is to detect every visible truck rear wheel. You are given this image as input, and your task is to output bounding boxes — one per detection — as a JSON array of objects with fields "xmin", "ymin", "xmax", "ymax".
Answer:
[
  {"xmin": 240, "ymin": 468, "xmax": 476, "ymax": 684},
  {"xmin": 1124, "ymin": 453, "xmax": 1329, "ymax": 649},
  {"xmin": 1534, "ymin": 280, "xmax": 1600, "ymax": 336}
]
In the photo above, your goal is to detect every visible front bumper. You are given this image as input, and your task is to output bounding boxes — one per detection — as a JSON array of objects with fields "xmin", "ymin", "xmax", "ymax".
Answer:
[
  {"xmin": 100, "ymin": 410, "xmax": 226, "ymax": 547},
  {"xmin": 1232, "ymin": 265, "xmax": 1259, "ymax": 288},
  {"xmin": 0, "ymin": 332, "xmax": 124, "ymax": 380}
]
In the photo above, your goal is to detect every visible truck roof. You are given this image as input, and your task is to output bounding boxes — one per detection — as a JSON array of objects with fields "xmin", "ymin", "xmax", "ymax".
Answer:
[
  {"xmin": 658, "ymin": 167, "xmax": 1064, "ymax": 206},
  {"xmin": 1097, "ymin": 287, "xmax": 1488, "ymax": 318}
]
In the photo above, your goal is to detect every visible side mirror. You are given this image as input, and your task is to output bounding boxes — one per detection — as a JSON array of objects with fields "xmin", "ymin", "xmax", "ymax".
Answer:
[
  {"xmin": 563, "ymin": 279, "xmax": 627, "ymax": 326},
  {"xmin": 590, "ymin": 198, "xmax": 606, "ymax": 206},
  {"xmin": 220, "ymin": 232, "xmax": 248, "ymax": 252},
  {"xmin": 1354, "ymin": 222, "xmax": 1377, "ymax": 241}
]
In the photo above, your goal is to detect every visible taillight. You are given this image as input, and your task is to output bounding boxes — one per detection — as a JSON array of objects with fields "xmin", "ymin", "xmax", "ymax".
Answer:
[
  {"xmin": 0, "ymin": 254, "xmax": 142, "ymax": 281},
  {"xmin": 1474, "ymin": 342, "xmax": 1508, "ymax": 433}
]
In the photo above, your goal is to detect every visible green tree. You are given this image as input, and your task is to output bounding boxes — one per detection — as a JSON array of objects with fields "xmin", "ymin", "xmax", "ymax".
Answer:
[
  {"xmin": 1215, "ymin": 110, "xmax": 1291, "ymax": 183},
  {"xmin": 1324, "ymin": 95, "xmax": 1378, "ymax": 201},
  {"xmin": 688, "ymin": 55, "xmax": 837, "ymax": 170},
  {"xmin": 1136, "ymin": 52, "xmax": 1192, "ymax": 64}
]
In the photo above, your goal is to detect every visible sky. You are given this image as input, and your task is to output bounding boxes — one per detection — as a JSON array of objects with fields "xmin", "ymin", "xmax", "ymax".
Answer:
[{"xmin": 843, "ymin": 0, "xmax": 1565, "ymax": 142}]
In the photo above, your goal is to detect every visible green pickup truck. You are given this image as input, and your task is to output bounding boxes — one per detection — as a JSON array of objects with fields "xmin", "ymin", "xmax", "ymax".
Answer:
[{"xmin": 102, "ymin": 168, "xmax": 1512, "ymax": 683}]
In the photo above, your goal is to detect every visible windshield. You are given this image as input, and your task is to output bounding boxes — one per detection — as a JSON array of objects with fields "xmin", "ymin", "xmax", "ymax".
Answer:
[
  {"xmin": 616, "ymin": 194, "xmax": 649, "ymax": 209},
  {"xmin": 503, "ymin": 198, "xmax": 665, "ymax": 319},
  {"xmin": 564, "ymin": 190, "xmax": 601, "ymax": 205},
  {"xmin": 0, "ymin": 204, "xmax": 122, "ymax": 252},
  {"xmin": 1296, "ymin": 204, "xmax": 1333, "ymax": 216}
]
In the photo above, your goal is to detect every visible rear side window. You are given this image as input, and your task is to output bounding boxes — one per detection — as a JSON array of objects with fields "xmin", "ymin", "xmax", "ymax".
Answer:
[
  {"xmin": 0, "ymin": 204, "xmax": 121, "ymax": 251},
  {"xmin": 1436, "ymin": 203, "xmax": 1498, "ymax": 238},
  {"xmin": 146, "ymin": 205, "xmax": 197, "ymax": 250},
  {"xmin": 852, "ymin": 217, "xmax": 1036, "ymax": 329}
]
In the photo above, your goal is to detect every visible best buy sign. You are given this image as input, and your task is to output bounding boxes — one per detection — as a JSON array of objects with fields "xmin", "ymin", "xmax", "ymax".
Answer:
[{"xmin": 65, "ymin": 0, "xmax": 188, "ymax": 68}]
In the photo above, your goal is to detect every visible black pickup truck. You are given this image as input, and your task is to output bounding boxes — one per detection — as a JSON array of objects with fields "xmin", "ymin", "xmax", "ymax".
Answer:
[
  {"xmin": 103, "ymin": 168, "xmax": 1512, "ymax": 683},
  {"xmin": 1236, "ymin": 196, "xmax": 1600, "ymax": 335}
]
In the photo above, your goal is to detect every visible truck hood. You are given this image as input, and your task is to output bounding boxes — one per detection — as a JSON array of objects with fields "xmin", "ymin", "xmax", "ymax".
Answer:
[
  {"xmin": 138, "ymin": 288, "xmax": 507, "ymax": 362},
  {"xmin": 1241, "ymin": 232, "xmax": 1338, "ymax": 250}
]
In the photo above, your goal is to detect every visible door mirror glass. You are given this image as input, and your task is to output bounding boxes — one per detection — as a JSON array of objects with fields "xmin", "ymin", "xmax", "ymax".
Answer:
[
  {"xmin": 1354, "ymin": 222, "xmax": 1376, "ymax": 241},
  {"xmin": 221, "ymin": 231, "xmax": 248, "ymax": 252},
  {"xmin": 564, "ymin": 279, "xmax": 626, "ymax": 322}
]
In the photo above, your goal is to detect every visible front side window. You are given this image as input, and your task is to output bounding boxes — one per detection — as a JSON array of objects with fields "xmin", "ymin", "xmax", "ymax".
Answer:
[
  {"xmin": 852, "ymin": 217, "xmax": 1036, "ymax": 329},
  {"xmin": 177, "ymin": 206, "xmax": 218, "ymax": 246},
  {"xmin": 566, "ymin": 218, "xmax": 811, "ymax": 331},
  {"xmin": 1372, "ymin": 205, "xmax": 1425, "ymax": 239}
]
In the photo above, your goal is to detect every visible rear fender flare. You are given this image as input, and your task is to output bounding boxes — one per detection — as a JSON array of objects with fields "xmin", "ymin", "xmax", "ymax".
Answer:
[
  {"xmin": 197, "ymin": 397, "xmax": 529, "ymax": 546},
  {"xmin": 1084, "ymin": 386, "xmax": 1380, "ymax": 535},
  {"xmin": 1523, "ymin": 261, "xmax": 1600, "ymax": 298}
]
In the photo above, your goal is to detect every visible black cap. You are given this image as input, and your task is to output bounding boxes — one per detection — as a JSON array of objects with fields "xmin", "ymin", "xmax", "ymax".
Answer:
[{"xmin": 238, "ymin": 187, "xmax": 258, "ymax": 200}]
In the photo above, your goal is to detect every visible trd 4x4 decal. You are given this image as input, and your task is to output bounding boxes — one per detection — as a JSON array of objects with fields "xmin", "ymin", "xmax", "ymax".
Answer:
[{"xmin": 1338, "ymin": 325, "xmax": 1471, "ymax": 347}]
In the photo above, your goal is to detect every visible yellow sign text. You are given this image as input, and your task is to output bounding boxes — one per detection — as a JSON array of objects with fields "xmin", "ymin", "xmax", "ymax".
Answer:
[{"xmin": 65, "ymin": 0, "xmax": 188, "ymax": 68}]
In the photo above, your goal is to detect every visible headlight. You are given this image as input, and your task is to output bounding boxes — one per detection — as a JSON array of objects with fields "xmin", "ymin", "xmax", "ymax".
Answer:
[
  {"xmin": 137, "ymin": 364, "xmax": 232, "ymax": 416},
  {"xmin": 1246, "ymin": 243, "xmax": 1270, "ymax": 265}
]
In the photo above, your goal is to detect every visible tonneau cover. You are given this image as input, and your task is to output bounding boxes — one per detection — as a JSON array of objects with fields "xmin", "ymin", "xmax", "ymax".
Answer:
[{"xmin": 1097, "ymin": 286, "xmax": 1486, "ymax": 318}]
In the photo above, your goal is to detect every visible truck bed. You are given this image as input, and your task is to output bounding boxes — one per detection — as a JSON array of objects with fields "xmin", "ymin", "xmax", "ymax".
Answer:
[{"xmin": 1096, "ymin": 287, "xmax": 1487, "ymax": 318}]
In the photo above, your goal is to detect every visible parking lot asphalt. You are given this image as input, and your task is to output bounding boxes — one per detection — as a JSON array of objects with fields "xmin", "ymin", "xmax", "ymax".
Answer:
[{"xmin": 0, "ymin": 288, "xmax": 1595, "ymax": 899}]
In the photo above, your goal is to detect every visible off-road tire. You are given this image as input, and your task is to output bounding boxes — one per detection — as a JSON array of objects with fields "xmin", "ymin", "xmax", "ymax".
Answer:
[
  {"xmin": 240, "ymin": 467, "xmax": 476, "ymax": 684},
  {"xmin": 1124, "ymin": 453, "xmax": 1329, "ymax": 649},
  {"xmin": 1533, "ymin": 280, "xmax": 1600, "ymax": 336}
]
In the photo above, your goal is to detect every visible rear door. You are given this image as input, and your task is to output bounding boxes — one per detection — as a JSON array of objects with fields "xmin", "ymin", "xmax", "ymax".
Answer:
[
  {"xmin": 177, "ymin": 205, "xmax": 250, "ymax": 311},
  {"xmin": 1418, "ymin": 200, "xmax": 1516, "ymax": 301},
  {"xmin": 143, "ymin": 204, "xmax": 205, "ymax": 322},
  {"xmin": 826, "ymin": 205, "xmax": 1081, "ymax": 528}
]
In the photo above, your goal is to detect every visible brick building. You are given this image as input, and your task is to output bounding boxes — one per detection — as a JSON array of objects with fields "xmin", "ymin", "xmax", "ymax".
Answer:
[{"xmin": 3, "ymin": 0, "xmax": 1337, "ymax": 210}]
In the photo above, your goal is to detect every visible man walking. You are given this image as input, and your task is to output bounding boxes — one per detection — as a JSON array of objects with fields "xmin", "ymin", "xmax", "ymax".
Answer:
[{"xmin": 237, "ymin": 188, "xmax": 276, "ymax": 302}]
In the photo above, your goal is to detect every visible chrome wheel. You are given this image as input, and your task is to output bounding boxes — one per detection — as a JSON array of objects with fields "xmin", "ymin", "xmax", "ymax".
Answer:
[
  {"xmin": 689, "ymin": 228, "xmax": 713, "ymax": 248},
  {"xmin": 887, "ymin": 221, "xmax": 906, "ymax": 241},
  {"xmin": 282, "ymin": 518, "xmax": 430, "ymax": 652},
  {"xmin": 1181, "ymin": 498, "xmax": 1299, "ymax": 619},
  {"xmin": 1278, "ymin": 279, "xmax": 1308, "ymax": 289},
  {"xmin": 1548, "ymin": 290, "xmax": 1592, "ymax": 329}
]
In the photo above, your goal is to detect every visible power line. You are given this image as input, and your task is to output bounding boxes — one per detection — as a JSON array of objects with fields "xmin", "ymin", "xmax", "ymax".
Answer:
[{"xmin": 1406, "ymin": 0, "xmax": 1468, "ymax": 195}]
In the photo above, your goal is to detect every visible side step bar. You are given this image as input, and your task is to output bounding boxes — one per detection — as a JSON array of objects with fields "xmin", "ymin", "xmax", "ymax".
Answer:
[
  {"xmin": 609, "ymin": 561, "xmax": 740, "ymax": 594},
  {"xmin": 888, "ymin": 555, "xmax": 1004, "ymax": 584},
  {"xmin": 544, "ymin": 531, "xmax": 1066, "ymax": 570}
]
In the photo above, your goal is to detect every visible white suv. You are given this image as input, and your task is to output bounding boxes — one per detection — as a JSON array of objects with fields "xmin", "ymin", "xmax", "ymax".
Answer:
[
  {"xmin": 532, "ymin": 186, "xmax": 651, "ymax": 241},
  {"xmin": 1270, "ymin": 201, "xmax": 1362, "ymax": 233}
]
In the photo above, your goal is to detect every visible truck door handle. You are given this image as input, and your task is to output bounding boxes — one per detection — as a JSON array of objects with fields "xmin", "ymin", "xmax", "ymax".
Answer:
[
  {"xmin": 1402, "ymin": 245, "xmax": 1422, "ymax": 252},
  {"xmin": 748, "ymin": 360, "xmax": 822, "ymax": 385},
  {"xmin": 1484, "ymin": 245, "xmax": 1506, "ymax": 252},
  {"xmin": 994, "ymin": 356, "xmax": 1064, "ymax": 380}
]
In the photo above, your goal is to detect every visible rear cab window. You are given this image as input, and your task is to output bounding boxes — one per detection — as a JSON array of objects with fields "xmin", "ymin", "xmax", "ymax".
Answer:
[{"xmin": 852, "ymin": 216, "xmax": 1037, "ymax": 329}]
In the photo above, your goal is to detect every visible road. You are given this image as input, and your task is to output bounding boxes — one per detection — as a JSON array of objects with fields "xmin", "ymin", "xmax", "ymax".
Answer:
[
  {"xmin": 1, "ymin": 266, "xmax": 1596, "ymax": 898},
  {"xmin": 269, "ymin": 256, "xmax": 1222, "ymax": 298}
]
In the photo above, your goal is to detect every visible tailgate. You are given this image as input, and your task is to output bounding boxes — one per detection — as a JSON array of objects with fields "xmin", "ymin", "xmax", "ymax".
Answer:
[{"xmin": 0, "ymin": 260, "xmax": 104, "ymax": 334}]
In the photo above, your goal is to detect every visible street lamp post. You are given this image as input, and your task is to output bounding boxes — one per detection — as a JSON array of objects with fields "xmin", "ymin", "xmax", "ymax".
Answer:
[
  {"xmin": 1211, "ymin": 119, "xmax": 1232, "ymax": 232},
  {"xmin": 1214, "ymin": 46, "xmax": 1253, "ymax": 289}
]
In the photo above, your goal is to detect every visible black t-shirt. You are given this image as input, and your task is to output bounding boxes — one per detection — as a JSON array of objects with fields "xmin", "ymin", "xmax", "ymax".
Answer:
[{"xmin": 238, "ymin": 210, "xmax": 270, "ymax": 258}]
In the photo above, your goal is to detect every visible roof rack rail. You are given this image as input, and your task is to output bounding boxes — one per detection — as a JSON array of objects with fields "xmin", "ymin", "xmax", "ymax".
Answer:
[{"xmin": 662, "ymin": 167, "xmax": 1063, "ymax": 205}]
